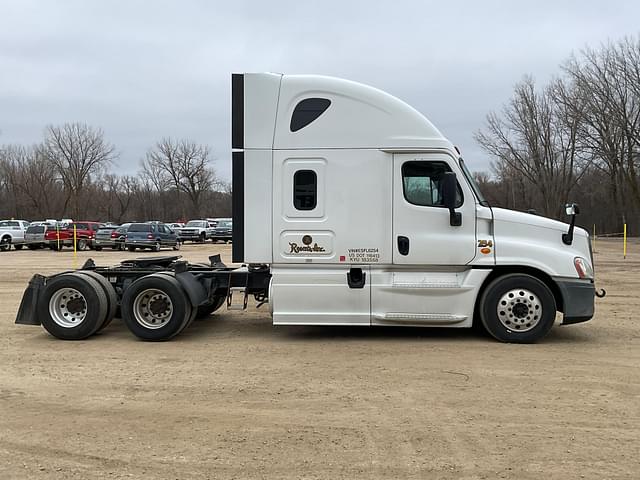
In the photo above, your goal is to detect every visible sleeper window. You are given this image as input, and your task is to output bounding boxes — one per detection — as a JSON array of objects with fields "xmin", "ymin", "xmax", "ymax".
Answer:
[
  {"xmin": 402, "ymin": 161, "xmax": 463, "ymax": 207},
  {"xmin": 293, "ymin": 170, "xmax": 317, "ymax": 210},
  {"xmin": 290, "ymin": 98, "xmax": 331, "ymax": 132}
]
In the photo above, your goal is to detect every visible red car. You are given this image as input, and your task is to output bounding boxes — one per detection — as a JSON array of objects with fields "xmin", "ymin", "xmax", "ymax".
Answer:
[{"xmin": 45, "ymin": 222, "xmax": 103, "ymax": 250}]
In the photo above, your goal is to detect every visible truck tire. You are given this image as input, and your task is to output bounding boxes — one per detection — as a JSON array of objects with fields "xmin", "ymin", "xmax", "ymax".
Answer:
[
  {"xmin": 73, "ymin": 271, "xmax": 118, "ymax": 332},
  {"xmin": 0, "ymin": 236, "xmax": 10, "ymax": 251},
  {"xmin": 121, "ymin": 274, "xmax": 193, "ymax": 341},
  {"xmin": 37, "ymin": 274, "xmax": 108, "ymax": 340},
  {"xmin": 195, "ymin": 295, "xmax": 226, "ymax": 319},
  {"xmin": 479, "ymin": 273, "xmax": 556, "ymax": 343},
  {"xmin": 14, "ymin": 244, "xmax": 23, "ymax": 250},
  {"xmin": 128, "ymin": 246, "xmax": 136, "ymax": 252},
  {"xmin": 199, "ymin": 232, "xmax": 206, "ymax": 243},
  {"xmin": 76, "ymin": 239, "xmax": 87, "ymax": 250}
]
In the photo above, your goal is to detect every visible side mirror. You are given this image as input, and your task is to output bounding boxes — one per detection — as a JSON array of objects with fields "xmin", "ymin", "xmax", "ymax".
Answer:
[
  {"xmin": 565, "ymin": 203, "xmax": 580, "ymax": 216},
  {"xmin": 442, "ymin": 172, "xmax": 462, "ymax": 227}
]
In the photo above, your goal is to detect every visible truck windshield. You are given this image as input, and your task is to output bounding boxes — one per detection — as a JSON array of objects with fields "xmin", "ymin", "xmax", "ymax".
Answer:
[
  {"xmin": 186, "ymin": 221, "xmax": 204, "ymax": 227},
  {"xmin": 459, "ymin": 158, "xmax": 489, "ymax": 207}
]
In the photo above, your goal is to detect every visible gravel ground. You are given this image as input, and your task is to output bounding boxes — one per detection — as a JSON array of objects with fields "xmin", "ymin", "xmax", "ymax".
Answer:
[{"xmin": 0, "ymin": 239, "xmax": 638, "ymax": 479}]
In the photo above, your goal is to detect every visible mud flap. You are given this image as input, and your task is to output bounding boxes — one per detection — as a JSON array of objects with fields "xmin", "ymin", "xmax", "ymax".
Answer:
[{"xmin": 15, "ymin": 274, "xmax": 46, "ymax": 325}]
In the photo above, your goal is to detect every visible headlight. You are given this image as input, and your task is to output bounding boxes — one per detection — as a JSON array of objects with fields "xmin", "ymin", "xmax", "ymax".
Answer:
[{"xmin": 574, "ymin": 257, "xmax": 594, "ymax": 279}]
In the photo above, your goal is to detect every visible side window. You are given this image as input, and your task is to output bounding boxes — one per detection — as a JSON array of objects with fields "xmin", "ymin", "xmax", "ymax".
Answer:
[
  {"xmin": 290, "ymin": 98, "xmax": 331, "ymax": 132},
  {"xmin": 293, "ymin": 170, "xmax": 317, "ymax": 210},
  {"xmin": 75, "ymin": 223, "xmax": 88, "ymax": 230},
  {"xmin": 402, "ymin": 161, "xmax": 463, "ymax": 207}
]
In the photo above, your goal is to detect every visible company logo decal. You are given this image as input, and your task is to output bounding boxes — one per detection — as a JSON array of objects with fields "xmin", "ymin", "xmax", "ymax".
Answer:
[{"xmin": 289, "ymin": 235, "xmax": 326, "ymax": 254}]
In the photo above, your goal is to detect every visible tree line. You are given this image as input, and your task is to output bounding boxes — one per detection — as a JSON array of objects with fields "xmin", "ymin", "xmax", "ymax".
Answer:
[
  {"xmin": 3, "ymin": 35, "xmax": 639, "ymax": 233},
  {"xmin": 475, "ymin": 35, "xmax": 640, "ymax": 235},
  {"xmin": 0, "ymin": 125, "xmax": 231, "ymax": 223}
]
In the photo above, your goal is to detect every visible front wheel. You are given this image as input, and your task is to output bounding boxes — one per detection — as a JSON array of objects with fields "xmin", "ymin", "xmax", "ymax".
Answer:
[
  {"xmin": 479, "ymin": 274, "xmax": 556, "ymax": 343},
  {"xmin": 76, "ymin": 239, "xmax": 87, "ymax": 250},
  {"xmin": 153, "ymin": 241, "xmax": 161, "ymax": 252},
  {"xmin": 172, "ymin": 241, "xmax": 181, "ymax": 251}
]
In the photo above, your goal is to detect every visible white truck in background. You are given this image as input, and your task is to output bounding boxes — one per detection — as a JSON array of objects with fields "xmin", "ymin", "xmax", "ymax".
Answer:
[
  {"xmin": 16, "ymin": 73, "xmax": 603, "ymax": 343},
  {"xmin": 0, "ymin": 220, "xmax": 30, "ymax": 251}
]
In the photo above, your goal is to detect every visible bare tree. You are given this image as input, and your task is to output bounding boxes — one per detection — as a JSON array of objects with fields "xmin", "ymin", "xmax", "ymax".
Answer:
[
  {"xmin": 42, "ymin": 123, "xmax": 116, "ymax": 218},
  {"xmin": 475, "ymin": 77, "xmax": 587, "ymax": 217},
  {"xmin": 142, "ymin": 138, "xmax": 216, "ymax": 218}
]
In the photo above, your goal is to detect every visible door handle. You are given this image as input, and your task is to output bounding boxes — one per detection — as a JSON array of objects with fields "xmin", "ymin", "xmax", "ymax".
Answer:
[
  {"xmin": 397, "ymin": 236, "xmax": 410, "ymax": 256},
  {"xmin": 347, "ymin": 267, "xmax": 366, "ymax": 289}
]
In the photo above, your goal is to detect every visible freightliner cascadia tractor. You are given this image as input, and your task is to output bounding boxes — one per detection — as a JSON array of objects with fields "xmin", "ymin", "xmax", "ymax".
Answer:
[{"xmin": 15, "ymin": 73, "xmax": 603, "ymax": 343}]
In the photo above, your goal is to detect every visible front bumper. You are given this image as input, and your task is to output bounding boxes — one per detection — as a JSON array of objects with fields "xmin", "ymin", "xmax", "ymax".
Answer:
[{"xmin": 556, "ymin": 278, "xmax": 596, "ymax": 325}]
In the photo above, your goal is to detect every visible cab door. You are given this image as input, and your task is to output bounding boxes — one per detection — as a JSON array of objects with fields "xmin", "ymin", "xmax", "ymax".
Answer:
[{"xmin": 393, "ymin": 153, "xmax": 476, "ymax": 265}]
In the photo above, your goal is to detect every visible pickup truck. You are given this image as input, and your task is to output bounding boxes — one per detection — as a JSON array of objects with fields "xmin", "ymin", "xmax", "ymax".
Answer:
[
  {"xmin": 45, "ymin": 222, "xmax": 103, "ymax": 250},
  {"xmin": 210, "ymin": 219, "xmax": 233, "ymax": 243},
  {"xmin": 0, "ymin": 220, "xmax": 31, "ymax": 251},
  {"xmin": 178, "ymin": 220, "xmax": 212, "ymax": 243}
]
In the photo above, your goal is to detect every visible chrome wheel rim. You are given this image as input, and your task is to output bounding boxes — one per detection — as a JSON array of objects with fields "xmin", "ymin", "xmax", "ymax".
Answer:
[
  {"xmin": 132, "ymin": 288, "xmax": 173, "ymax": 329},
  {"xmin": 49, "ymin": 288, "xmax": 87, "ymax": 328},
  {"xmin": 497, "ymin": 288, "xmax": 542, "ymax": 332}
]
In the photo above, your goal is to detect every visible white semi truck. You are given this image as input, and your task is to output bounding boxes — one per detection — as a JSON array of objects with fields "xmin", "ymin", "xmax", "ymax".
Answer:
[{"xmin": 15, "ymin": 73, "xmax": 603, "ymax": 343}]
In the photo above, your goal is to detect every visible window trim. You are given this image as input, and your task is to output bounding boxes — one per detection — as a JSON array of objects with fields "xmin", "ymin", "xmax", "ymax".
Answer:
[
  {"xmin": 293, "ymin": 169, "xmax": 318, "ymax": 211},
  {"xmin": 401, "ymin": 161, "xmax": 464, "ymax": 209}
]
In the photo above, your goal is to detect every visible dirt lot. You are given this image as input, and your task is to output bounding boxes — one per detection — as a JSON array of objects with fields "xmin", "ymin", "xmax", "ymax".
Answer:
[{"xmin": 0, "ymin": 239, "xmax": 639, "ymax": 479}]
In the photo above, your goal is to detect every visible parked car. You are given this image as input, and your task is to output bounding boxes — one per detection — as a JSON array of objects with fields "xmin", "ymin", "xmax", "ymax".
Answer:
[
  {"xmin": 125, "ymin": 222, "xmax": 180, "ymax": 252},
  {"xmin": 45, "ymin": 221, "xmax": 103, "ymax": 250},
  {"xmin": 24, "ymin": 222, "xmax": 57, "ymax": 249},
  {"xmin": 94, "ymin": 224, "xmax": 130, "ymax": 251},
  {"xmin": 0, "ymin": 220, "xmax": 30, "ymax": 251},
  {"xmin": 179, "ymin": 220, "xmax": 212, "ymax": 243},
  {"xmin": 211, "ymin": 219, "xmax": 233, "ymax": 243}
]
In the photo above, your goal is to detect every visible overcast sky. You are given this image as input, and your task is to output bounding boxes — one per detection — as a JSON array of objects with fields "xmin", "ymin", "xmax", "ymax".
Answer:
[{"xmin": 1, "ymin": 0, "xmax": 639, "ymax": 181}]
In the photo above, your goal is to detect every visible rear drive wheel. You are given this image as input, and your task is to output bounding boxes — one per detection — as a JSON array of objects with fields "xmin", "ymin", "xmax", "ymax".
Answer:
[
  {"xmin": 73, "ymin": 271, "xmax": 118, "ymax": 332},
  {"xmin": 37, "ymin": 274, "xmax": 108, "ymax": 340},
  {"xmin": 479, "ymin": 274, "xmax": 556, "ymax": 343},
  {"xmin": 76, "ymin": 239, "xmax": 87, "ymax": 250},
  {"xmin": 121, "ymin": 274, "xmax": 192, "ymax": 341}
]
